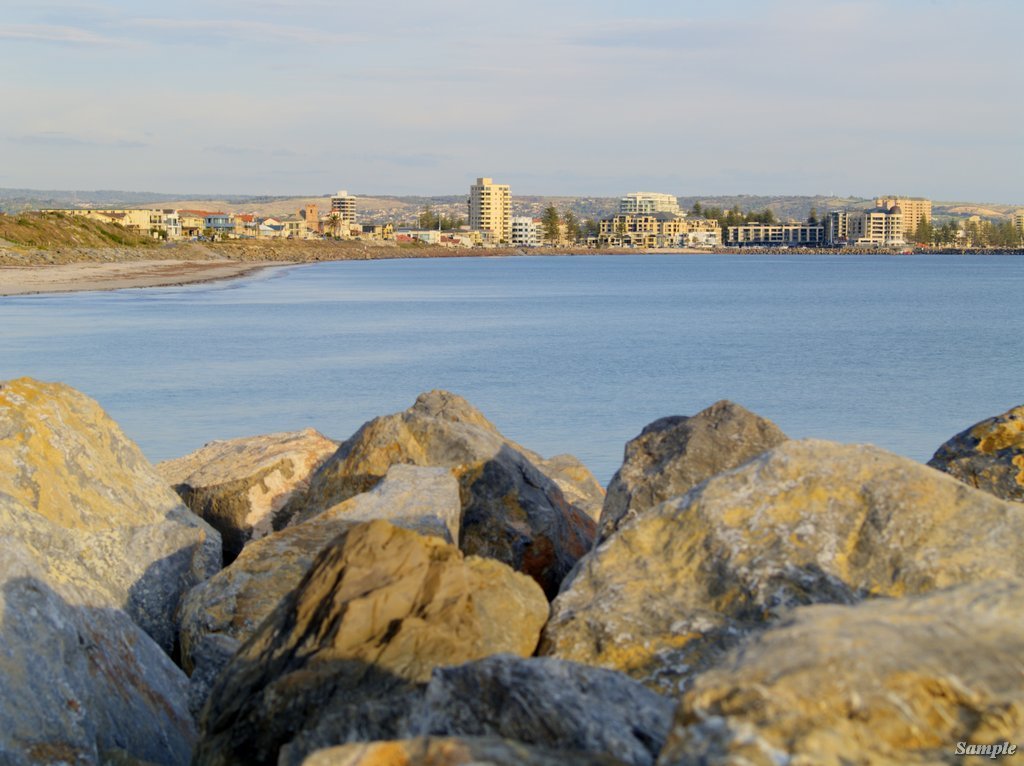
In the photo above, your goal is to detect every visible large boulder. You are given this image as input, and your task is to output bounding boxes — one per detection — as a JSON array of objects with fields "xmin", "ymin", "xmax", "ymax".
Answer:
[
  {"xmin": 542, "ymin": 439, "xmax": 1024, "ymax": 695},
  {"xmin": 928, "ymin": 404, "xmax": 1024, "ymax": 503},
  {"xmin": 284, "ymin": 390, "xmax": 596, "ymax": 598},
  {"xmin": 0, "ymin": 533, "xmax": 196, "ymax": 765},
  {"xmin": 300, "ymin": 737, "xmax": 629, "ymax": 766},
  {"xmin": 598, "ymin": 400, "xmax": 787, "ymax": 545},
  {"xmin": 280, "ymin": 654, "xmax": 672, "ymax": 766},
  {"xmin": 416, "ymin": 655, "xmax": 674, "ymax": 766},
  {"xmin": 536, "ymin": 453, "xmax": 606, "ymax": 521},
  {"xmin": 195, "ymin": 520, "xmax": 548, "ymax": 766},
  {"xmin": 0, "ymin": 377, "xmax": 221, "ymax": 655},
  {"xmin": 179, "ymin": 464, "xmax": 462, "ymax": 711},
  {"xmin": 658, "ymin": 580, "xmax": 1024, "ymax": 766},
  {"xmin": 157, "ymin": 428, "xmax": 338, "ymax": 562}
]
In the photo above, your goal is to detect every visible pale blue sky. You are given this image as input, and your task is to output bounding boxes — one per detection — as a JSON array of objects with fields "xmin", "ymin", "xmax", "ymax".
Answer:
[{"xmin": 1, "ymin": 0, "xmax": 1021, "ymax": 200}]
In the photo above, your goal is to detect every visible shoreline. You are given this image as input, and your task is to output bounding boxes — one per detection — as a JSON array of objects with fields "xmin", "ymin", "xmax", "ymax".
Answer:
[
  {"xmin": 0, "ymin": 259, "xmax": 291, "ymax": 296},
  {"xmin": 1, "ymin": 240, "xmax": 1020, "ymax": 296}
]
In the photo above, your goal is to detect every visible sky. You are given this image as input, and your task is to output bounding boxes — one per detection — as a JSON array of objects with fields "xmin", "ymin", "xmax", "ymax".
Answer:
[{"xmin": 0, "ymin": 0, "xmax": 1021, "ymax": 201}]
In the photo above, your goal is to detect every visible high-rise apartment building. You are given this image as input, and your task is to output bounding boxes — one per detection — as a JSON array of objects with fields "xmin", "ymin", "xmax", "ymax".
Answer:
[
  {"xmin": 825, "ymin": 210, "xmax": 850, "ymax": 244},
  {"xmin": 468, "ymin": 177, "xmax": 511, "ymax": 244},
  {"xmin": 330, "ymin": 190, "xmax": 357, "ymax": 223},
  {"xmin": 875, "ymin": 196, "xmax": 931, "ymax": 237},
  {"xmin": 619, "ymin": 192, "xmax": 681, "ymax": 216},
  {"xmin": 1012, "ymin": 210, "xmax": 1024, "ymax": 236},
  {"xmin": 850, "ymin": 206, "xmax": 904, "ymax": 246}
]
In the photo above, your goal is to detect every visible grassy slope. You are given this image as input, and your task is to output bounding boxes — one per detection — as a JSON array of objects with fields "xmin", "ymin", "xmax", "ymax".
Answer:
[{"xmin": 0, "ymin": 212, "xmax": 157, "ymax": 250}]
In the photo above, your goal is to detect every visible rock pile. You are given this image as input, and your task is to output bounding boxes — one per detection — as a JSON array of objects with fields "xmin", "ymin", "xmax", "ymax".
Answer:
[{"xmin": 2, "ymin": 380, "xmax": 1022, "ymax": 766}]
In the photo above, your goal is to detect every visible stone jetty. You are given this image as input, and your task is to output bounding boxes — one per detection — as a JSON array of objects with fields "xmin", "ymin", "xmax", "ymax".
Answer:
[{"xmin": 1, "ymin": 378, "xmax": 1022, "ymax": 765}]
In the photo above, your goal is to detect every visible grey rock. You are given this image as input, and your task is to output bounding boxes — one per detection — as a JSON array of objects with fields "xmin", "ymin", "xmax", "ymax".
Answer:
[
  {"xmin": 536, "ymin": 453, "xmax": 606, "ymax": 521},
  {"xmin": 0, "ymin": 377, "xmax": 221, "ymax": 656},
  {"xmin": 544, "ymin": 439, "xmax": 1024, "ymax": 695},
  {"xmin": 417, "ymin": 655, "xmax": 675, "ymax": 766},
  {"xmin": 284, "ymin": 390, "xmax": 595, "ymax": 598},
  {"xmin": 195, "ymin": 521, "xmax": 548, "ymax": 766},
  {"xmin": 0, "ymin": 536, "xmax": 195, "ymax": 765},
  {"xmin": 178, "ymin": 464, "xmax": 462, "ymax": 699},
  {"xmin": 599, "ymin": 400, "xmax": 787, "ymax": 545},
  {"xmin": 928, "ymin": 404, "xmax": 1024, "ymax": 503},
  {"xmin": 299, "ymin": 737, "xmax": 630, "ymax": 766},
  {"xmin": 157, "ymin": 428, "xmax": 338, "ymax": 562},
  {"xmin": 658, "ymin": 580, "xmax": 1024, "ymax": 766}
]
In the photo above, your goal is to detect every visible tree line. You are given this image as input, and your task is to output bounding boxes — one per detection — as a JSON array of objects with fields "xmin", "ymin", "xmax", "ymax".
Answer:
[{"xmin": 418, "ymin": 206, "xmax": 465, "ymax": 231}]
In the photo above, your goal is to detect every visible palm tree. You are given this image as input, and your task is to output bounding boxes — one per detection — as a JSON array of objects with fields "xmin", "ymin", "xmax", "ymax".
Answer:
[{"xmin": 327, "ymin": 212, "xmax": 341, "ymax": 239}]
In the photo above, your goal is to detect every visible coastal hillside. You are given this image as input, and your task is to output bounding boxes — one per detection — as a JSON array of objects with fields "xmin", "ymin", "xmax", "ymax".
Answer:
[{"xmin": 0, "ymin": 211, "xmax": 156, "ymax": 251}]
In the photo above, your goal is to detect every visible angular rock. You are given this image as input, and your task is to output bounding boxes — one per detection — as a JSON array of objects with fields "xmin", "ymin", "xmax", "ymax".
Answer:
[
  {"xmin": 599, "ymin": 400, "xmax": 787, "ymax": 545},
  {"xmin": 543, "ymin": 439, "xmax": 1024, "ymax": 695},
  {"xmin": 0, "ymin": 535, "xmax": 196, "ymax": 765},
  {"xmin": 416, "ymin": 655, "xmax": 674, "ymax": 766},
  {"xmin": 196, "ymin": 520, "xmax": 548, "ymax": 766},
  {"xmin": 0, "ymin": 377, "xmax": 220, "ymax": 655},
  {"xmin": 537, "ymin": 453, "xmax": 606, "ymax": 521},
  {"xmin": 285, "ymin": 390, "xmax": 596, "ymax": 598},
  {"xmin": 928, "ymin": 404, "xmax": 1024, "ymax": 503},
  {"xmin": 178, "ymin": 464, "xmax": 462, "ymax": 700},
  {"xmin": 658, "ymin": 580, "xmax": 1024, "ymax": 766},
  {"xmin": 300, "ymin": 737, "xmax": 629, "ymax": 766},
  {"xmin": 157, "ymin": 428, "xmax": 338, "ymax": 562}
]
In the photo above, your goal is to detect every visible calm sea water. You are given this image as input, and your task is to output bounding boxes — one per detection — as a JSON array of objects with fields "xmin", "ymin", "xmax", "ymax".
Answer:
[{"xmin": 2, "ymin": 254, "xmax": 1022, "ymax": 484}]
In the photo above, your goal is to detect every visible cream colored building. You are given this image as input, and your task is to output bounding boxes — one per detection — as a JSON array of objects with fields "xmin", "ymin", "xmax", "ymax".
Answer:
[
  {"xmin": 849, "ymin": 207, "xmax": 904, "ymax": 246},
  {"xmin": 619, "ymin": 192, "xmax": 681, "ymax": 216},
  {"xmin": 727, "ymin": 222, "xmax": 824, "ymax": 246},
  {"xmin": 468, "ymin": 177, "xmax": 511, "ymax": 244},
  {"xmin": 1012, "ymin": 210, "xmax": 1024, "ymax": 236},
  {"xmin": 598, "ymin": 213, "xmax": 717, "ymax": 248},
  {"xmin": 330, "ymin": 190, "xmax": 357, "ymax": 223},
  {"xmin": 45, "ymin": 208, "xmax": 175, "ymax": 238},
  {"xmin": 875, "ymin": 196, "xmax": 931, "ymax": 236}
]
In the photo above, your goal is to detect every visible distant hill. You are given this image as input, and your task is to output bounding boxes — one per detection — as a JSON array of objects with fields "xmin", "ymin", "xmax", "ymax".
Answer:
[{"xmin": 2, "ymin": 188, "xmax": 1020, "ymax": 224}]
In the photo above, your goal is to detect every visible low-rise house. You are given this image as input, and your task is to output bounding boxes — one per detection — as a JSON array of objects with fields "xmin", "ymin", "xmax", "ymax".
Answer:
[
  {"xmin": 360, "ymin": 223, "xmax": 394, "ymax": 240},
  {"xmin": 397, "ymin": 229, "xmax": 442, "ymax": 245},
  {"xmin": 234, "ymin": 214, "xmax": 258, "ymax": 238}
]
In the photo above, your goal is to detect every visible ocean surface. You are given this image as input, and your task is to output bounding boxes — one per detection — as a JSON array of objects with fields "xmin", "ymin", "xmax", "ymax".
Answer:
[{"xmin": 2, "ymin": 253, "xmax": 1022, "ymax": 485}]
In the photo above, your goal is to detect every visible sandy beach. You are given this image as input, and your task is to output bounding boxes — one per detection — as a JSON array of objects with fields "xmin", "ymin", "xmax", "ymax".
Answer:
[{"xmin": 0, "ymin": 259, "xmax": 290, "ymax": 296}]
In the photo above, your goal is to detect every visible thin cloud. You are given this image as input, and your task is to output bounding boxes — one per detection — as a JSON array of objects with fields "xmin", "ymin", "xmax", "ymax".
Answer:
[
  {"xmin": 0, "ymin": 23, "xmax": 125, "ymax": 46},
  {"xmin": 11, "ymin": 132, "xmax": 147, "ymax": 148},
  {"xmin": 569, "ymin": 19, "xmax": 730, "ymax": 50},
  {"xmin": 123, "ymin": 18, "xmax": 358, "ymax": 46}
]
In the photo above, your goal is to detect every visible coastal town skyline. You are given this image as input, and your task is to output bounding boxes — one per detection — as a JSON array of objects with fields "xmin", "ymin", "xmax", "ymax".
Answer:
[{"xmin": 2, "ymin": 1, "xmax": 1022, "ymax": 200}]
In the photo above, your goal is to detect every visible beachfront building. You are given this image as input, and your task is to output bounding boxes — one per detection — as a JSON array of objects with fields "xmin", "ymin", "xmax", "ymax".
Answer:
[
  {"xmin": 511, "ymin": 216, "xmax": 541, "ymax": 247},
  {"xmin": 848, "ymin": 206, "xmax": 905, "ymax": 246},
  {"xmin": 468, "ymin": 177, "xmax": 511, "ymax": 244},
  {"xmin": 619, "ymin": 192, "xmax": 682, "ymax": 216},
  {"xmin": 598, "ymin": 213, "xmax": 719, "ymax": 248},
  {"xmin": 875, "ymin": 196, "xmax": 931, "ymax": 237},
  {"xmin": 825, "ymin": 210, "xmax": 850, "ymax": 245},
  {"xmin": 330, "ymin": 191, "xmax": 357, "ymax": 222},
  {"xmin": 43, "ymin": 208, "xmax": 178, "ymax": 239},
  {"xmin": 727, "ymin": 222, "xmax": 825, "ymax": 247},
  {"xmin": 683, "ymin": 218, "xmax": 722, "ymax": 248},
  {"xmin": 302, "ymin": 203, "xmax": 321, "ymax": 235},
  {"xmin": 1012, "ymin": 210, "xmax": 1024, "ymax": 237}
]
